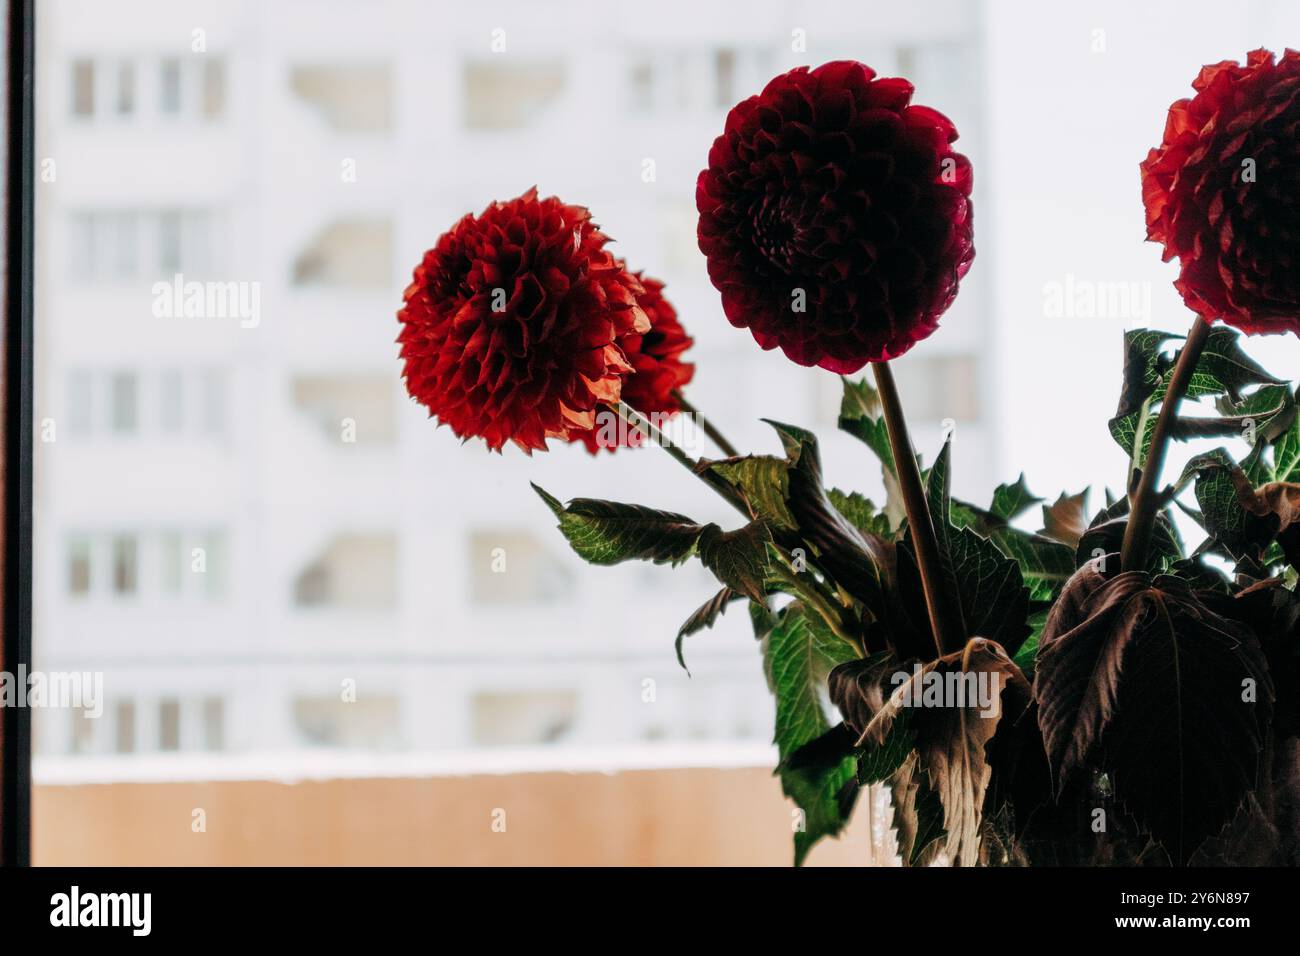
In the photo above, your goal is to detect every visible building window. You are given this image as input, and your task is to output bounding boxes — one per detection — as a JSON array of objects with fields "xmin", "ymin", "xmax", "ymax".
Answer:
[
  {"xmin": 288, "ymin": 63, "xmax": 392, "ymax": 132},
  {"xmin": 202, "ymin": 697, "xmax": 225, "ymax": 751},
  {"xmin": 111, "ymin": 211, "xmax": 138, "ymax": 277},
  {"xmin": 629, "ymin": 58, "xmax": 654, "ymax": 113},
  {"xmin": 472, "ymin": 691, "xmax": 578, "ymax": 746},
  {"xmin": 70, "ymin": 709, "xmax": 96, "ymax": 754},
  {"xmin": 159, "ymin": 532, "xmax": 183, "ymax": 595},
  {"xmin": 291, "ymin": 374, "xmax": 396, "ymax": 446},
  {"xmin": 158, "ymin": 210, "xmax": 182, "ymax": 273},
  {"xmin": 67, "ymin": 369, "xmax": 93, "ymax": 435},
  {"xmin": 71, "ymin": 58, "xmax": 94, "ymax": 116},
  {"xmin": 469, "ymin": 530, "xmax": 571, "ymax": 605},
  {"xmin": 201, "ymin": 58, "xmax": 226, "ymax": 118},
  {"xmin": 292, "ymin": 696, "xmax": 401, "ymax": 749},
  {"xmin": 114, "ymin": 700, "xmax": 136, "ymax": 754},
  {"xmin": 202, "ymin": 531, "xmax": 228, "ymax": 598},
  {"xmin": 159, "ymin": 369, "xmax": 184, "ymax": 433},
  {"xmin": 294, "ymin": 533, "xmax": 397, "ymax": 609},
  {"xmin": 66, "ymin": 535, "xmax": 92, "ymax": 596},
  {"xmin": 109, "ymin": 372, "xmax": 138, "ymax": 434},
  {"xmin": 291, "ymin": 218, "xmax": 392, "ymax": 288},
  {"xmin": 115, "ymin": 61, "xmax": 135, "ymax": 116},
  {"xmin": 198, "ymin": 368, "xmax": 226, "ymax": 436},
  {"xmin": 159, "ymin": 58, "xmax": 182, "ymax": 115},
  {"xmin": 111, "ymin": 534, "xmax": 138, "ymax": 596},
  {"xmin": 714, "ymin": 49, "xmax": 736, "ymax": 108},
  {"xmin": 159, "ymin": 699, "xmax": 181, "ymax": 751},
  {"xmin": 463, "ymin": 60, "xmax": 566, "ymax": 130}
]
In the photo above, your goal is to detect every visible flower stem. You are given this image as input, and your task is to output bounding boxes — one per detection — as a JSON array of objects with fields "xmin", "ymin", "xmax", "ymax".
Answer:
[
  {"xmin": 608, "ymin": 401, "xmax": 753, "ymax": 520},
  {"xmin": 671, "ymin": 390, "xmax": 741, "ymax": 458},
  {"xmin": 871, "ymin": 361, "xmax": 964, "ymax": 657},
  {"xmin": 1120, "ymin": 314, "xmax": 1213, "ymax": 572}
]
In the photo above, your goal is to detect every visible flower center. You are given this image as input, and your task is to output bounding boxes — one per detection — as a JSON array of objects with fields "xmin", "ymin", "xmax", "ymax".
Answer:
[{"xmin": 751, "ymin": 194, "xmax": 797, "ymax": 272}]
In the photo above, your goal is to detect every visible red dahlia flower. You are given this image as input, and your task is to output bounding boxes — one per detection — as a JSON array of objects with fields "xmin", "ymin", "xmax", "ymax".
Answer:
[
  {"xmin": 696, "ymin": 60, "xmax": 974, "ymax": 373},
  {"xmin": 1142, "ymin": 49, "xmax": 1300, "ymax": 335},
  {"xmin": 578, "ymin": 270, "xmax": 695, "ymax": 453},
  {"xmin": 397, "ymin": 188, "xmax": 650, "ymax": 452}
]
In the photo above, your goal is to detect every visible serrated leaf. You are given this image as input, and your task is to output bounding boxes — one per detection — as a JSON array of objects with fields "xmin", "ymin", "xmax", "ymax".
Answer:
[
  {"xmin": 990, "ymin": 474, "xmax": 1042, "ymax": 522},
  {"xmin": 827, "ymin": 488, "xmax": 892, "ymax": 537},
  {"xmin": 857, "ymin": 707, "xmax": 915, "ymax": 785},
  {"xmin": 1188, "ymin": 325, "xmax": 1286, "ymax": 398},
  {"xmin": 1180, "ymin": 449, "xmax": 1270, "ymax": 562},
  {"xmin": 1040, "ymin": 490, "xmax": 1089, "ymax": 548},
  {"xmin": 1012, "ymin": 608, "xmax": 1050, "ymax": 680},
  {"xmin": 535, "ymin": 486, "xmax": 708, "ymax": 566},
  {"xmin": 772, "ymin": 423, "xmax": 891, "ymax": 611},
  {"xmin": 838, "ymin": 376, "xmax": 896, "ymax": 477},
  {"xmin": 1107, "ymin": 330, "xmax": 1179, "ymax": 473},
  {"xmin": 863, "ymin": 637, "xmax": 1032, "ymax": 866},
  {"xmin": 1114, "ymin": 329, "xmax": 1178, "ymax": 420},
  {"xmin": 706, "ymin": 456, "xmax": 797, "ymax": 531},
  {"xmin": 763, "ymin": 418, "xmax": 818, "ymax": 464},
  {"xmin": 889, "ymin": 752, "xmax": 947, "ymax": 866},
  {"xmin": 901, "ymin": 523, "xmax": 1031, "ymax": 655},
  {"xmin": 1034, "ymin": 566, "xmax": 1273, "ymax": 863},
  {"xmin": 763, "ymin": 603, "xmax": 861, "ymax": 865},
  {"xmin": 947, "ymin": 528, "xmax": 1031, "ymax": 653},
  {"xmin": 1273, "ymin": 400, "xmax": 1300, "ymax": 482},
  {"xmin": 1077, "ymin": 496, "xmax": 1183, "ymax": 570},
  {"xmin": 916, "ymin": 440, "xmax": 1031, "ymax": 652},
  {"xmin": 1109, "ymin": 397, "xmax": 1159, "ymax": 471},
  {"xmin": 675, "ymin": 586, "xmax": 740, "ymax": 672},
  {"xmin": 698, "ymin": 520, "xmax": 772, "ymax": 603},
  {"xmin": 987, "ymin": 527, "xmax": 1076, "ymax": 596}
]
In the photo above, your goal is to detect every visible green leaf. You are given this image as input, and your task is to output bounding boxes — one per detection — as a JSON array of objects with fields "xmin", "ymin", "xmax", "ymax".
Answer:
[
  {"xmin": 763, "ymin": 603, "xmax": 861, "ymax": 865},
  {"xmin": 1271, "ymin": 394, "xmax": 1300, "ymax": 483},
  {"xmin": 1078, "ymin": 497, "xmax": 1183, "ymax": 570},
  {"xmin": 675, "ymin": 586, "xmax": 740, "ymax": 673},
  {"xmin": 1012, "ymin": 607, "xmax": 1050, "ymax": 681},
  {"xmin": 763, "ymin": 418, "xmax": 819, "ymax": 464},
  {"xmin": 857, "ymin": 707, "xmax": 915, "ymax": 785},
  {"xmin": 889, "ymin": 752, "xmax": 947, "ymax": 867},
  {"xmin": 1179, "ymin": 448, "xmax": 1275, "ymax": 562},
  {"xmin": 918, "ymin": 440, "xmax": 1031, "ymax": 652},
  {"xmin": 1187, "ymin": 325, "xmax": 1285, "ymax": 398},
  {"xmin": 1109, "ymin": 396, "xmax": 1159, "ymax": 470},
  {"xmin": 827, "ymin": 488, "xmax": 892, "ymax": 538},
  {"xmin": 986, "ymin": 527, "xmax": 1076, "ymax": 598},
  {"xmin": 1196, "ymin": 383, "xmax": 1296, "ymax": 442},
  {"xmin": 534, "ymin": 485, "xmax": 709, "ymax": 566},
  {"xmin": 769, "ymin": 421, "xmax": 891, "ymax": 611},
  {"xmin": 706, "ymin": 456, "xmax": 797, "ymax": 531},
  {"xmin": 925, "ymin": 437, "xmax": 954, "ymax": 535},
  {"xmin": 990, "ymin": 474, "xmax": 1042, "ymax": 522},
  {"xmin": 838, "ymin": 376, "xmax": 896, "ymax": 477},
  {"xmin": 698, "ymin": 520, "xmax": 772, "ymax": 604},
  {"xmin": 946, "ymin": 527, "xmax": 1031, "ymax": 652},
  {"xmin": 1111, "ymin": 327, "xmax": 1286, "ymax": 471},
  {"xmin": 1109, "ymin": 329, "xmax": 1178, "ymax": 469}
]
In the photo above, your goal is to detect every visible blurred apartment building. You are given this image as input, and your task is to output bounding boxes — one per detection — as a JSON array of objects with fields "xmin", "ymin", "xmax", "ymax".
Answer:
[{"xmin": 31, "ymin": 0, "xmax": 992, "ymax": 763}]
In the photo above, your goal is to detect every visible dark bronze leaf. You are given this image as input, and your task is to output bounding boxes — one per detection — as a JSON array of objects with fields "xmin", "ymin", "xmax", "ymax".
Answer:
[{"xmin": 1033, "ymin": 563, "xmax": 1274, "ymax": 863}]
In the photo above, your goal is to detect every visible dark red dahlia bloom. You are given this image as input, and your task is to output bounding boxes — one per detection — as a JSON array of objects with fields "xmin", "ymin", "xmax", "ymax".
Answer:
[
  {"xmin": 696, "ymin": 60, "xmax": 974, "ymax": 373},
  {"xmin": 1142, "ymin": 49, "xmax": 1300, "ymax": 335},
  {"xmin": 578, "ymin": 270, "xmax": 695, "ymax": 453},
  {"xmin": 397, "ymin": 188, "xmax": 650, "ymax": 452}
]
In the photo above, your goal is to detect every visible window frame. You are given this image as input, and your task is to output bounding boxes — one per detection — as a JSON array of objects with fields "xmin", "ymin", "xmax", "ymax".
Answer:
[{"xmin": 2, "ymin": 0, "xmax": 36, "ymax": 868}]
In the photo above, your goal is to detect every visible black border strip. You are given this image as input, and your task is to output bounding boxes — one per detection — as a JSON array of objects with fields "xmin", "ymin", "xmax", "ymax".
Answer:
[{"xmin": 3, "ymin": 0, "xmax": 34, "ymax": 867}]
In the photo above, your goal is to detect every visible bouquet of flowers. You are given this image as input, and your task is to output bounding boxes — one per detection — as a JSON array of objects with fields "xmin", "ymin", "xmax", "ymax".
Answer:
[{"xmin": 396, "ymin": 53, "xmax": 1300, "ymax": 866}]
